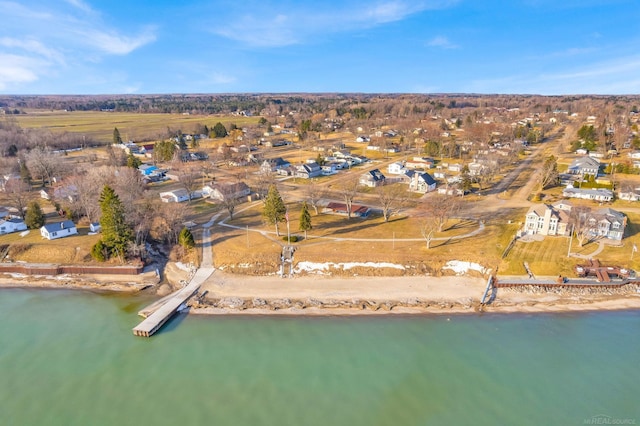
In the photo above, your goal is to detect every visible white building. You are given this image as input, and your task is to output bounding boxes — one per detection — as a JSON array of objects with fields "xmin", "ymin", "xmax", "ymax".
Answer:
[{"xmin": 40, "ymin": 220, "xmax": 78, "ymax": 240}]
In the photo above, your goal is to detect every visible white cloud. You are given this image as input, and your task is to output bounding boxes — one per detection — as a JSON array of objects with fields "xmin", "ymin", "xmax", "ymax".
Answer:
[
  {"xmin": 427, "ymin": 36, "xmax": 459, "ymax": 49},
  {"xmin": 213, "ymin": 1, "xmax": 459, "ymax": 47},
  {"xmin": 64, "ymin": 0, "xmax": 93, "ymax": 14},
  {"xmin": 79, "ymin": 28, "xmax": 157, "ymax": 55},
  {"xmin": 467, "ymin": 55, "xmax": 640, "ymax": 95},
  {"xmin": 0, "ymin": 1, "xmax": 156, "ymax": 91},
  {"xmin": 0, "ymin": 54, "xmax": 41, "ymax": 90}
]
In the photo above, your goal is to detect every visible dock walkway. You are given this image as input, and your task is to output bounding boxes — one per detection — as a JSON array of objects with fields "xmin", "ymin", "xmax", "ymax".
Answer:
[{"xmin": 133, "ymin": 228, "xmax": 215, "ymax": 337}]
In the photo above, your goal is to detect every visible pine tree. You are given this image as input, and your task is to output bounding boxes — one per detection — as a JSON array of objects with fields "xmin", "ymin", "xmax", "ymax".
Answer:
[
  {"xmin": 19, "ymin": 160, "xmax": 31, "ymax": 184},
  {"xmin": 126, "ymin": 153, "xmax": 142, "ymax": 168},
  {"xmin": 179, "ymin": 227, "xmax": 195, "ymax": 249},
  {"xmin": 113, "ymin": 127, "xmax": 122, "ymax": 145},
  {"xmin": 460, "ymin": 165, "xmax": 472, "ymax": 195},
  {"xmin": 99, "ymin": 185, "xmax": 132, "ymax": 261},
  {"xmin": 212, "ymin": 122, "xmax": 228, "ymax": 138},
  {"xmin": 24, "ymin": 201, "xmax": 45, "ymax": 229},
  {"xmin": 91, "ymin": 240, "xmax": 107, "ymax": 262},
  {"xmin": 299, "ymin": 201, "xmax": 312, "ymax": 239},
  {"xmin": 262, "ymin": 184, "xmax": 286, "ymax": 236}
]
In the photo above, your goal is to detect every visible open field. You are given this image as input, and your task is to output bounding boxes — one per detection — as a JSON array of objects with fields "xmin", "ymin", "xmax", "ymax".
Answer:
[{"xmin": 14, "ymin": 110, "xmax": 261, "ymax": 143}]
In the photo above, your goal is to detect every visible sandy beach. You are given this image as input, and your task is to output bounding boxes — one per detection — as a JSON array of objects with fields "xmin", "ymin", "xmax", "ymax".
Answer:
[
  {"xmin": 192, "ymin": 271, "xmax": 640, "ymax": 315},
  {"xmin": 2, "ymin": 265, "xmax": 640, "ymax": 315}
]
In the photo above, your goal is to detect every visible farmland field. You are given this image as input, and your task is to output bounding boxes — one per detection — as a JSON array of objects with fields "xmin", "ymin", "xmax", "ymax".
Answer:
[{"xmin": 14, "ymin": 110, "xmax": 261, "ymax": 143}]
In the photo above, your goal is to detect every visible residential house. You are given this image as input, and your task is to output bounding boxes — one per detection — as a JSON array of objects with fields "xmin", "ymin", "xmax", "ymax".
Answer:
[
  {"xmin": 618, "ymin": 187, "xmax": 640, "ymax": 201},
  {"xmin": 524, "ymin": 202, "xmax": 626, "ymax": 241},
  {"xmin": 0, "ymin": 206, "xmax": 10, "ymax": 219},
  {"xmin": 323, "ymin": 202, "xmax": 371, "ymax": 217},
  {"xmin": 260, "ymin": 158, "xmax": 291, "ymax": 173},
  {"xmin": 355, "ymin": 136, "xmax": 370, "ymax": 143},
  {"xmin": 205, "ymin": 182, "xmax": 251, "ymax": 202},
  {"xmin": 405, "ymin": 157, "xmax": 434, "ymax": 170},
  {"xmin": 138, "ymin": 164, "xmax": 158, "ymax": 176},
  {"xmin": 405, "ymin": 170, "xmax": 436, "ymax": 193},
  {"xmin": 159, "ymin": 189, "xmax": 190, "ymax": 203},
  {"xmin": 89, "ymin": 222, "xmax": 101, "ymax": 233},
  {"xmin": 437, "ymin": 183, "xmax": 464, "ymax": 196},
  {"xmin": 359, "ymin": 169, "xmax": 386, "ymax": 187},
  {"xmin": 321, "ymin": 163, "xmax": 338, "ymax": 176},
  {"xmin": 448, "ymin": 164, "xmax": 462, "ymax": 172},
  {"xmin": 562, "ymin": 187, "xmax": 613, "ymax": 202},
  {"xmin": 40, "ymin": 220, "xmax": 78, "ymax": 240},
  {"xmin": 567, "ymin": 157, "xmax": 600, "ymax": 176},
  {"xmin": 587, "ymin": 208, "xmax": 626, "ymax": 240},
  {"xmin": 387, "ymin": 162, "xmax": 406, "ymax": 175},
  {"xmin": 0, "ymin": 218, "xmax": 27, "ymax": 235},
  {"xmin": 524, "ymin": 202, "xmax": 572, "ymax": 236},
  {"xmin": 295, "ymin": 162, "xmax": 322, "ymax": 179}
]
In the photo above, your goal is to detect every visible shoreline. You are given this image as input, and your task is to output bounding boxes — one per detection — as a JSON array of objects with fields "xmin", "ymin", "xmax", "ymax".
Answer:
[{"xmin": 2, "ymin": 267, "xmax": 640, "ymax": 316}]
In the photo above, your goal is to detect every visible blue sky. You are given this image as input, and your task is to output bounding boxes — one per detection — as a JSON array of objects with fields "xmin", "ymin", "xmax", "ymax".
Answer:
[{"xmin": 1, "ymin": 0, "xmax": 639, "ymax": 95}]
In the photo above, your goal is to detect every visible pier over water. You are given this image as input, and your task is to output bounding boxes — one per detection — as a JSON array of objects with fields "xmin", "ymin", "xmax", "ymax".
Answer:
[{"xmin": 133, "ymin": 228, "xmax": 214, "ymax": 337}]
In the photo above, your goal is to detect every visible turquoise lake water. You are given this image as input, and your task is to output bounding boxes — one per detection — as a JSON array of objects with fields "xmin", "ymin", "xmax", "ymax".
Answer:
[{"xmin": 1, "ymin": 288, "xmax": 639, "ymax": 426}]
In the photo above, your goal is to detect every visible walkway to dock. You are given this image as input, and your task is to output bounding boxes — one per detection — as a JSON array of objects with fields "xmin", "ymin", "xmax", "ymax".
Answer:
[{"xmin": 133, "ymin": 227, "xmax": 215, "ymax": 337}]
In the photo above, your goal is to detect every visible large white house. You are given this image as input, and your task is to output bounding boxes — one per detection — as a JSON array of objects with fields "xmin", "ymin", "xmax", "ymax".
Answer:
[
  {"xmin": 40, "ymin": 220, "xmax": 78, "ymax": 240},
  {"xmin": 523, "ymin": 202, "xmax": 626, "ymax": 241}
]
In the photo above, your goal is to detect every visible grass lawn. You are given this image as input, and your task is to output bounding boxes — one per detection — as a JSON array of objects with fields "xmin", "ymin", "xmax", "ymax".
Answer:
[{"xmin": 0, "ymin": 224, "xmax": 100, "ymax": 263}]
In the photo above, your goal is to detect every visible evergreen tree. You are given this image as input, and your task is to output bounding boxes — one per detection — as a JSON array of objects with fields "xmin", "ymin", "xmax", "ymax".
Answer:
[
  {"xmin": 153, "ymin": 140, "xmax": 176, "ymax": 162},
  {"xmin": 212, "ymin": 122, "xmax": 228, "ymax": 138},
  {"xmin": 126, "ymin": 153, "xmax": 142, "ymax": 168},
  {"xmin": 91, "ymin": 240, "xmax": 107, "ymax": 262},
  {"xmin": 19, "ymin": 160, "xmax": 31, "ymax": 183},
  {"xmin": 460, "ymin": 165, "xmax": 472, "ymax": 194},
  {"xmin": 179, "ymin": 227, "xmax": 195, "ymax": 249},
  {"xmin": 24, "ymin": 201, "xmax": 45, "ymax": 229},
  {"xmin": 262, "ymin": 184, "xmax": 286, "ymax": 236},
  {"xmin": 99, "ymin": 185, "xmax": 132, "ymax": 261},
  {"xmin": 299, "ymin": 201, "xmax": 312, "ymax": 239},
  {"xmin": 113, "ymin": 127, "xmax": 123, "ymax": 145}
]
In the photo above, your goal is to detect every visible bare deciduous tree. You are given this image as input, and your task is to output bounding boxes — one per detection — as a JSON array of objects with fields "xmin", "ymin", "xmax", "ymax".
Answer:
[
  {"xmin": 26, "ymin": 146, "xmax": 59, "ymax": 186},
  {"xmin": 4, "ymin": 178, "xmax": 31, "ymax": 219},
  {"xmin": 419, "ymin": 217, "xmax": 439, "ymax": 249},
  {"xmin": 570, "ymin": 206, "xmax": 594, "ymax": 247},
  {"xmin": 176, "ymin": 165, "xmax": 200, "ymax": 202},
  {"xmin": 376, "ymin": 184, "xmax": 407, "ymax": 222},
  {"xmin": 304, "ymin": 179, "xmax": 325, "ymax": 215},
  {"xmin": 418, "ymin": 193, "xmax": 460, "ymax": 232},
  {"xmin": 336, "ymin": 177, "xmax": 360, "ymax": 218}
]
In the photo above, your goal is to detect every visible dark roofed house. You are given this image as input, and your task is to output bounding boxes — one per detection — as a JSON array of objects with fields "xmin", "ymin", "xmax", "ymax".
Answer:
[
  {"xmin": 295, "ymin": 162, "xmax": 322, "ymax": 179},
  {"xmin": 323, "ymin": 202, "xmax": 371, "ymax": 217},
  {"xmin": 359, "ymin": 169, "xmax": 386, "ymax": 187},
  {"xmin": 261, "ymin": 158, "xmax": 291, "ymax": 173},
  {"xmin": 405, "ymin": 170, "xmax": 436, "ymax": 193}
]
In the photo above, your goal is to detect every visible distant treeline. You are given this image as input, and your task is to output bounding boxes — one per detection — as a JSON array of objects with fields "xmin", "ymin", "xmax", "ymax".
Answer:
[{"xmin": 4, "ymin": 93, "xmax": 638, "ymax": 117}]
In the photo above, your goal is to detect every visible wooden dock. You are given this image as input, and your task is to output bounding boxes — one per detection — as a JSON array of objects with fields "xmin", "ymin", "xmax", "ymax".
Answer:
[
  {"xmin": 133, "ymin": 227, "xmax": 215, "ymax": 337},
  {"xmin": 132, "ymin": 279, "xmax": 201, "ymax": 337}
]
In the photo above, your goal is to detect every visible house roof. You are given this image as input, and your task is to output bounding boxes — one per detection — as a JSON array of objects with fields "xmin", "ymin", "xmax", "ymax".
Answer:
[
  {"xmin": 326, "ymin": 202, "xmax": 370, "ymax": 215},
  {"xmin": 363, "ymin": 169, "xmax": 385, "ymax": 181},
  {"xmin": 41, "ymin": 220, "xmax": 75, "ymax": 233},
  {"xmin": 569, "ymin": 156, "xmax": 600, "ymax": 170}
]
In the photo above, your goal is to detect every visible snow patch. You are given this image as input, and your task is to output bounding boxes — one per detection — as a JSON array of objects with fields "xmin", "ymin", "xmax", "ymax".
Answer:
[
  {"xmin": 442, "ymin": 260, "xmax": 487, "ymax": 275},
  {"xmin": 174, "ymin": 262, "xmax": 191, "ymax": 272},
  {"xmin": 19, "ymin": 230, "xmax": 29, "ymax": 237},
  {"xmin": 295, "ymin": 261, "xmax": 405, "ymax": 275}
]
